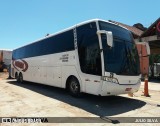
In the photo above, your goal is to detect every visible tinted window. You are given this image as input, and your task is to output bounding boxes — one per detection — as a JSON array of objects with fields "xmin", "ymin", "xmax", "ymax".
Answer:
[
  {"xmin": 77, "ymin": 22, "xmax": 102, "ymax": 76},
  {"xmin": 99, "ymin": 21, "xmax": 132, "ymax": 41},
  {"xmin": 99, "ymin": 21, "xmax": 140, "ymax": 75},
  {"xmin": 12, "ymin": 30, "xmax": 74, "ymax": 59}
]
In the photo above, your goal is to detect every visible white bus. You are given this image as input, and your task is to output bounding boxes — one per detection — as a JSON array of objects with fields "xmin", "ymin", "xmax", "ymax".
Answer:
[{"xmin": 11, "ymin": 19, "xmax": 141, "ymax": 97}]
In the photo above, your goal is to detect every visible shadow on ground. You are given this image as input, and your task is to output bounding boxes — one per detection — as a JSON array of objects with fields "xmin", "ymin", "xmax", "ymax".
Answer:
[
  {"xmin": 7, "ymin": 80, "xmax": 146, "ymax": 117},
  {"xmin": 148, "ymin": 79, "xmax": 160, "ymax": 83}
]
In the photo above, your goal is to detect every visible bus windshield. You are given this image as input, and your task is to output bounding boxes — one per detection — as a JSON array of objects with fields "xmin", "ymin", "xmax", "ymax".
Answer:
[{"xmin": 99, "ymin": 21, "xmax": 140, "ymax": 76}]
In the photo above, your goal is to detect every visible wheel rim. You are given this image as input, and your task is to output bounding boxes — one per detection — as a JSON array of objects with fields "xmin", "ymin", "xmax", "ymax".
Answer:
[{"xmin": 70, "ymin": 81, "xmax": 79, "ymax": 93}]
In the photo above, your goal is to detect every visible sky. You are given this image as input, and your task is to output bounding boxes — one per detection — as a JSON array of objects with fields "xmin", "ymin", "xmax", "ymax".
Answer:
[{"xmin": 0, "ymin": 0, "xmax": 159, "ymax": 50}]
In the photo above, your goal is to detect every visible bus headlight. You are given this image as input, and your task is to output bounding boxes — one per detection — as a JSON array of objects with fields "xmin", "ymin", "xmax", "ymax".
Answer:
[
  {"xmin": 102, "ymin": 76, "xmax": 119, "ymax": 84},
  {"xmin": 112, "ymin": 78, "xmax": 119, "ymax": 84}
]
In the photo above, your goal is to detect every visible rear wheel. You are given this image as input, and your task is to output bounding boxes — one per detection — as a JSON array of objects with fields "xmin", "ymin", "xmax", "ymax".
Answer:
[
  {"xmin": 68, "ymin": 77, "xmax": 81, "ymax": 97},
  {"xmin": 19, "ymin": 73, "xmax": 23, "ymax": 83},
  {"xmin": 15, "ymin": 73, "xmax": 19, "ymax": 82}
]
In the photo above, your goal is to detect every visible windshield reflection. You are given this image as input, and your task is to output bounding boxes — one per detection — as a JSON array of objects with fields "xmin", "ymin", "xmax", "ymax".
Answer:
[{"xmin": 99, "ymin": 21, "xmax": 140, "ymax": 76}]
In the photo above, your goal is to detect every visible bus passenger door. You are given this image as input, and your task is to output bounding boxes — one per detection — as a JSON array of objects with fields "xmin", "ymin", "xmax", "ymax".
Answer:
[{"xmin": 76, "ymin": 22, "xmax": 102, "ymax": 95}]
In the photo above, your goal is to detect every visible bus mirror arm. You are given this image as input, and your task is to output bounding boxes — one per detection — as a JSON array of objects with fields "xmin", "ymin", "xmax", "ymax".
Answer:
[{"xmin": 97, "ymin": 30, "xmax": 113, "ymax": 47}]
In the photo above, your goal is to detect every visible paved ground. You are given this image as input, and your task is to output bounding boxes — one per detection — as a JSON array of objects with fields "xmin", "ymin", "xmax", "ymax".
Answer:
[
  {"xmin": 131, "ymin": 81, "xmax": 160, "ymax": 105},
  {"xmin": 0, "ymin": 72, "xmax": 8, "ymax": 80},
  {"xmin": 0, "ymin": 72, "xmax": 160, "ymax": 126}
]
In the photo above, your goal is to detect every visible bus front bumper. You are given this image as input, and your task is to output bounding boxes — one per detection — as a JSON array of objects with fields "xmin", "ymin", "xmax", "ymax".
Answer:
[{"xmin": 100, "ymin": 80, "xmax": 141, "ymax": 96}]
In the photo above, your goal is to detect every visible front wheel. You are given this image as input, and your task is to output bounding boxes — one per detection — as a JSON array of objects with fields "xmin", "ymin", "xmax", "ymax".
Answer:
[{"xmin": 68, "ymin": 77, "xmax": 81, "ymax": 97}]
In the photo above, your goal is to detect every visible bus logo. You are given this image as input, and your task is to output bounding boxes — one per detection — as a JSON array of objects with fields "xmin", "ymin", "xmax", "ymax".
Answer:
[{"xmin": 12, "ymin": 60, "xmax": 28, "ymax": 72}]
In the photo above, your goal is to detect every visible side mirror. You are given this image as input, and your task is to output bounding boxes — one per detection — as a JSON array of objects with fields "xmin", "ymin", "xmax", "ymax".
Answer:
[
  {"xmin": 106, "ymin": 31, "xmax": 113, "ymax": 47},
  {"xmin": 97, "ymin": 30, "xmax": 113, "ymax": 47}
]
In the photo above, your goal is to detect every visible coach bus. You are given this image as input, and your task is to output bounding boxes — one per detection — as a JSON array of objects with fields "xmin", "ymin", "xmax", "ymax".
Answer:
[{"xmin": 11, "ymin": 19, "xmax": 141, "ymax": 97}]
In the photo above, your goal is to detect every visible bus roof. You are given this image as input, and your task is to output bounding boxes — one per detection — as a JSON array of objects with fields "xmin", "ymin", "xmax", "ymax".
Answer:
[{"xmin": 14, "ymin": 19, "xmax": 128, "ymax": 50}]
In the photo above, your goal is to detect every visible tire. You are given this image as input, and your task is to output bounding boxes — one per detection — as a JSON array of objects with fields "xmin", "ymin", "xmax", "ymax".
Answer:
[
  {"xmin": 15, "ymin": 73, "xmax": 19, "ymax": 82},
  {"xmin": 19, "ymin": 73, "xmax": 23, "ymax": 83},
  {"xmin": 68, "ymin": 77, "xmax": 81, "ymax": 97}
]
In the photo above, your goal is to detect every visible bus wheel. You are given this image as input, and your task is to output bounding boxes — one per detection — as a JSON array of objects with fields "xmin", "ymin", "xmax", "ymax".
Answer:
[
  {"xmin": 19, "ymin": 73, "xmax": 23, "ymax": 83},
  {"xmin": 69, "ymin": 77, "xmax": 81, "ymax": 97},
  {"xmin": 15, "ymin": 73, "xmax": 19, "ymax": 82}
]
